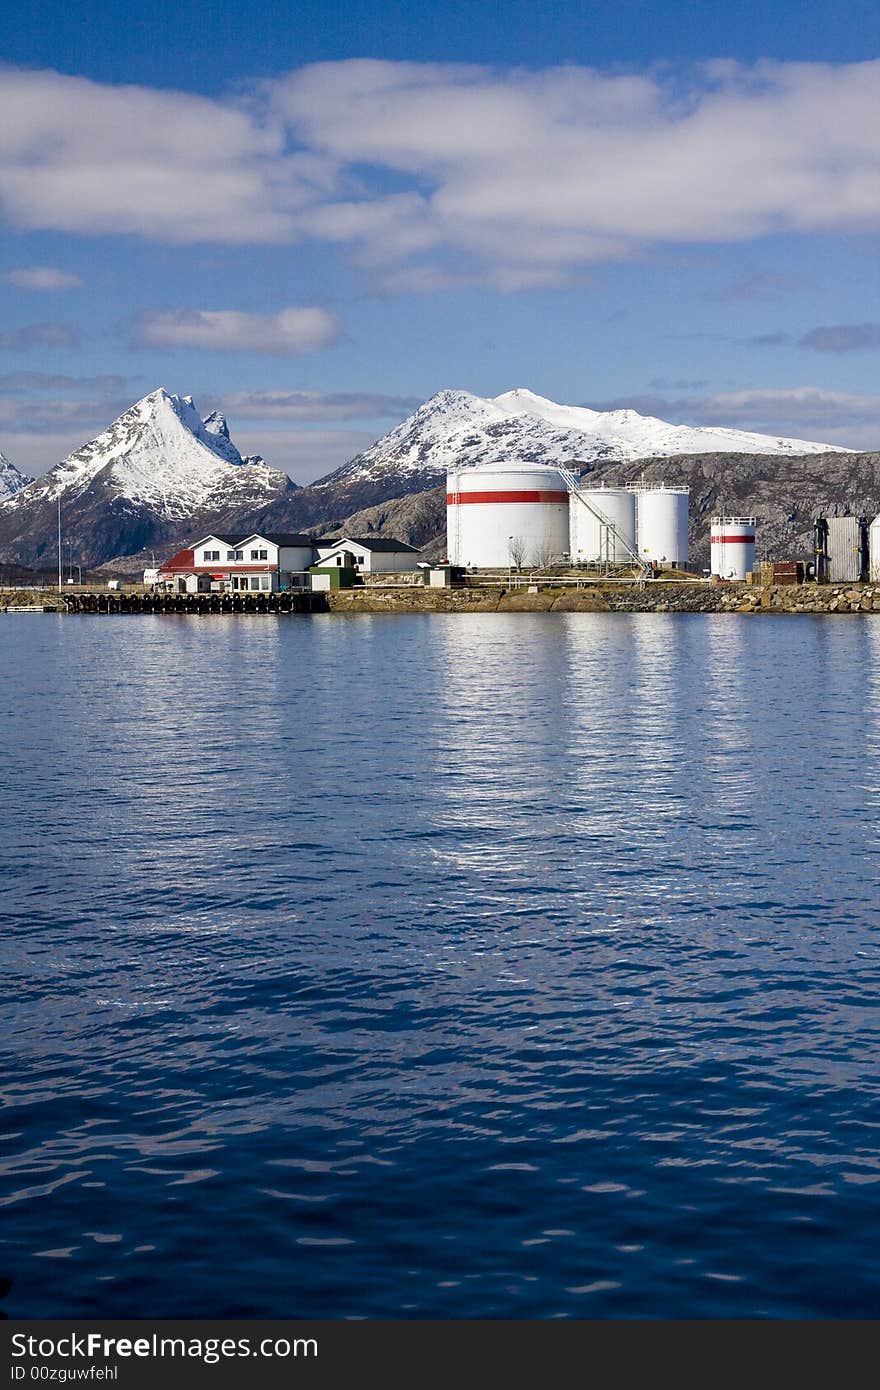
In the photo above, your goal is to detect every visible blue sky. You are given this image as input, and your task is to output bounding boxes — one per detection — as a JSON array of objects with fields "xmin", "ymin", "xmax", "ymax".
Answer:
[{"xmin": 1, "ymin": 0, "xmax": 878, "ymax": 479}]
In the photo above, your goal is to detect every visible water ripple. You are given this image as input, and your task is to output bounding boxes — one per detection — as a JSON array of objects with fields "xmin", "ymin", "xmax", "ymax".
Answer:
[{"xmin": 1, "ymin": 613, "xmax": 879, "ymax": 1316}]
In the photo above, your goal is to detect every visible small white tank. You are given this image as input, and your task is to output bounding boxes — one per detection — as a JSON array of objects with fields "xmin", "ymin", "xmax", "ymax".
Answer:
[
  {"xmin": 710, "ymin": 517, "xmax": 757, "ymax": 580},
  {"xmin": 569, "ymin": 487, "xmax": 636, "ymax": 564},
  {"xmin": 636, "ymin": 486, "xmax": 690, "ymax": 567},
  {"xmin": 447, "ymin": 461, "xmax": 570, "ymax": 568}
]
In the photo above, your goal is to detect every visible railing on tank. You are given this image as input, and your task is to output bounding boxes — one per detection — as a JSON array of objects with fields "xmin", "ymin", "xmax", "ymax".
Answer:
[
  {"xmin": 622, "ymin": 481, "xmax": 690, "ymax": 494},
  {"xmin": 555, "ymin": 461, "xmax": 652, "ymax": 582}
]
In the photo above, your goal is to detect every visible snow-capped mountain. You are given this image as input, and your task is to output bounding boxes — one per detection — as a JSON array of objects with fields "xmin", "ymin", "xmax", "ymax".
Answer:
[
  {"xmin": 0, "ymin": 448, "xmax": 32, "ymax": 502},
  {"xmin": 0, "ymin": 388, "xmax": 296, "ymax": 569},
  {"xmin": 316, "ymin": 387, "xmax": 851, "ymax": 497},
  {"xmin": 2, "ymin": 388, "xmax": 288, "ymax": 520}
]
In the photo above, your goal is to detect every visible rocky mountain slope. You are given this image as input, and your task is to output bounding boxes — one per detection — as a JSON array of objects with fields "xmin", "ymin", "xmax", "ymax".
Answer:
[
  {"xmin": 0, "ymin": 448, "xmax": 32, "ymax": 502},
  {"xmin": 324, "ymin": 450, "xmax": 880, "ymax": 569},
  {"xmin": 330, "ymin": 486, "xmax": 447, "ymax": 560},
  {"xmin": 591, "ymin": 449, "xmax": 880, "ymax": 564},
  {"xmin": 0, "ymin": 389, "xmax": 296, "ymax": 568}
]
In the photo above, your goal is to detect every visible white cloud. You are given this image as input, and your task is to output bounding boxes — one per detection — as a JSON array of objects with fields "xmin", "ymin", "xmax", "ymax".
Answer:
[
  {"xmin": 0, "ymin": 429, "xmax": 104, "ymax": 477},
  {"xmin": 275, "ymin": 58, "xmax": 880, "ymax": 268},
  {"xmin": 0, "ymin": 371, "xmax": 125, "ymax": 392},
  {"xmin": 0, "ymin": 393, "xmax": 129, "ymax": 432},
  {"xmin": 0, "ymin": 65, "xmax": 329, "ymax": 244},
  {"xmin": 213, "ymin": 389, "xmax": 421, "ymax": 421},
  {"xmin": 799, "ymin": 323, "xmax": 880, "ymax": 352},
  {"xmin": 233, "ymin": 428, "xmax": 375, "ymax": 484},
  {"xmin": 370, "ymin": 263, "xmax": 572, "ymax": 294},
  {"xmin": 0, "ymin": 58, "xmax": 877, "ymax": 280},
  {"xmin": 5, "ymin": 265, "xmax": 83, "ymax": 290},
  {"xmin": 136, "ymin": 306, "xmax": 341, "ymax": 355},
  {"xmin": 0, "ymin": 321, "xmax": 78, "ymax": 348}
]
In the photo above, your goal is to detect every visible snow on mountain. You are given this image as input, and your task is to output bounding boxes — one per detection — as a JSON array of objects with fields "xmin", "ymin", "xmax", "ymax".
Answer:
[
  {"xmin": 317, "ymin": 386, "xmax": 851, "ymax": 492},
  {"xmin": 1, "ymin": 388, "xmax": 291, "ymax": 522},
  {"xmin": 493, "ymin": 388, "xmax": 849, "ymax": 458},
  {"xmin": 0, "ymin": 448, "xmax": 32, "ymax": 502}
]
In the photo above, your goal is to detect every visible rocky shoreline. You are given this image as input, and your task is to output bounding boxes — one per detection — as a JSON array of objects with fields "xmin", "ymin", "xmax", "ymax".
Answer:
[
  {"xmin": 329, "ymin": 582, "xmax": 880, "ymax": 615},
  {"xmin": 5, "ymin": 581, "xmax": 880, "ymax": 616}
]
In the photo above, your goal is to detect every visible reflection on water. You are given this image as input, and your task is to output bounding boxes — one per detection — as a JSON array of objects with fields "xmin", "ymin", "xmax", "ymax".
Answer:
[{"xmin": 1, "ymin": 612, "xmax": 880, "ymax": 1318}]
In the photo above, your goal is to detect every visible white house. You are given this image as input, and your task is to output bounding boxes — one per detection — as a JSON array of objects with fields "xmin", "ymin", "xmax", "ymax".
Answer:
[
  {"xmin": 314, "ymin": 535, "xmax": 421, "ymax": 574},
  {"xmin": 162, "ymin": 532, "xmax": 315, "ymax": 592},
  {"xmin": 158, "ymin": 530, "xmax": 421, "ymax": 593}
]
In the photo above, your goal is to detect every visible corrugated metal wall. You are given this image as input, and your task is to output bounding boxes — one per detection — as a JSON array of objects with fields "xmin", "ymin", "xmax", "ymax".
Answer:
[{"xmin": 827, "ymin": 516, "xmax": 863, "ymax": 583}]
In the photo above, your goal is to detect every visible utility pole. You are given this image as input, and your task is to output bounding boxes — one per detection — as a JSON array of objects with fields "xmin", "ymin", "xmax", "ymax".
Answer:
[{"xmin": 57, "ymin": 496, "xmax": 62, "ymax": 593}]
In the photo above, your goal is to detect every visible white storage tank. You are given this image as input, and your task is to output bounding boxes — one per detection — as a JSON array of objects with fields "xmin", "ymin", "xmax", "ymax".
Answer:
[
  {"xmin": 710, "ymin": 516, "xmax": 756, "ymax": 580},
  {"xmin": 447, "ymin": 461, "xmax": 570, "ymax": 568},
  {"xmin": 570, "ymin": 486, "xmax": 636, "ymax": 564},
  {"xmin": 870, "ymin": 515, "xmax": 880, "ymax": 582},
  {"xmin": 636, "ymin": 486, "xmax": 690, "ymax": 568}
]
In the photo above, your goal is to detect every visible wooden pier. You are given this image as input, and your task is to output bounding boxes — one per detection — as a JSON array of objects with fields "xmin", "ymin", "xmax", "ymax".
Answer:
[{"xmin": 62, "ymin": 590, "xmax": 329, "ymax": 615}]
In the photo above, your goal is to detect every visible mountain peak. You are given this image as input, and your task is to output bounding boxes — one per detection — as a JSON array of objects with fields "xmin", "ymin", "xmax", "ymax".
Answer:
[
  {"xmin": 416, "ymin": 388, "xmax": 493, "ymax": 417},
  {"xmin": 0, "ymin": 448, "xmax": 33, "ymax": 502},
  {"xmin": 497, "ymin": 387, "xmax": 550, "ymax": 404}
]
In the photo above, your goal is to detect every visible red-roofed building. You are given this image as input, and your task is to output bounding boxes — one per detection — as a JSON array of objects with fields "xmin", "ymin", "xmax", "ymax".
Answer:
[
  {"xmin": 160, "ymin": 548, "xmax": 195, "ymax": 574},
  {"xmin": 156, "ymin": 534, "xmax": 317, "ymax": 593},
  {"xmin": 153, "ymin": 529, "xmax": 423, "ymax": 593},
  {"xmin": 156, "ymin": 548, "xmax": 203, "ymax": 593}
]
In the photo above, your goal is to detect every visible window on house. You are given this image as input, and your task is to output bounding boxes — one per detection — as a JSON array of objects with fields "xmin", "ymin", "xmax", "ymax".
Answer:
[
  {"xmin": 261, "ymin": 576, "xmax": 270, "ymax": 590},
  {"xmin": 250, "ymin": 577, "xmax": 260, "ymax": 591},
  {"xmin": 336, "ymin": 555, "xmax": 342, "ymax": 566},
  {"xmin": 227, "ymin": 549, "xmax": 244, "ymax": 561},
  {"xmin": 356, "ymin": 555, "xmax": 365, "ymax": 565},
  {"xmin": 203, "ymin": 550, "xmax": 220, "ymax": 561},
  {"xmin": 250, "ymin": 549, "xmax": 268, "ymax": 560}
]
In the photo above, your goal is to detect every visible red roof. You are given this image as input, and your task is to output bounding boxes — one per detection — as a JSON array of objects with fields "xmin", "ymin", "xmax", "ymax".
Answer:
[{"xmin": 159, "ymin": 548, "xmax": 194, "ymax": 574}]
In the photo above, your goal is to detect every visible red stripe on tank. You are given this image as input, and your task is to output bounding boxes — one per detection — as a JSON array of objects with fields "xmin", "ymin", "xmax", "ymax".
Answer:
[{"xmin": 446, "ymin": 490, "xmax": 570, "ymax": 504}]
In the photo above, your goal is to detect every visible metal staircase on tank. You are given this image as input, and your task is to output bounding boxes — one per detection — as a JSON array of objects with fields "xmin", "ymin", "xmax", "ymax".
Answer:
[
  {"xmin": 556, "ymin": 462, "xmax": 652, "ymax": 582},
  {"xmin": 449, "ymin": 469, "xmax": 462, "ymax": 564}
]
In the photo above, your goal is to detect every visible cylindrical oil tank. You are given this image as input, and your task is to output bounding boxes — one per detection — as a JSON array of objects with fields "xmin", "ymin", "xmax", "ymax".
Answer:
[
  {"xmin": 446, "ymin": 461, "xmax": 570, "ymax": 567},
  {"xmin": 710, "ymin": 516, "xmax": 756, "ymax": 580},
  {"xmin": 870, "ymin": 515, "xmax": 880, "ymax": 582},
  {"xmin": 636, "ymin": 486, "xmax": 690, "ymax": 567},
  {"xmin": 569, "ymin": 486, "xmax": 636, "ymax": 564}
]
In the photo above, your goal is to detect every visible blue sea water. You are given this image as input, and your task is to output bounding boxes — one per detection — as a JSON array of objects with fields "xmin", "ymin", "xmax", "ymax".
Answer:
[{"xmin": 1, "ymin": 610, "xmax": 879, "ymax": 1319}]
